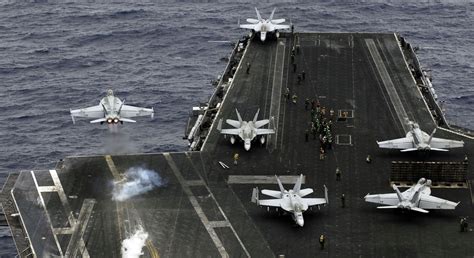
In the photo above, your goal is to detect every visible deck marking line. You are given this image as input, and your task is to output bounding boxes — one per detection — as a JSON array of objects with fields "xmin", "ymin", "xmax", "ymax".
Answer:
[
  {"xmin": 184, "ymin": 152, "xmax": 250, "ymax": 257},
  {"xmin": 366, "ymin": 39, "xmax": 410, "ymax": 133},
  {"xmin": 164, "ymin": 153, "xmax": 228, "ymax": 257}
]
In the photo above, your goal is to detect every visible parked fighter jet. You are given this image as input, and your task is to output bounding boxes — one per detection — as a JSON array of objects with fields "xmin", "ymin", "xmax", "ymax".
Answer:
[
  {"xmin": 377, "ymin": 121, "xmax": 464, "ymax": 152},
  {"xmin": 217, "ymin": 109, "xmax": 274, "ymax": 151},
  {"xmin": 70, "ymin": 89, "xmax": 154, "ymax": 132},
  {"xmin": 364, "ymin": 178, "xmax": 459, "ymax": 213},
  {"xmin": 251, "ymin": 174, "xmax": 328, "ymax": 226},
  {"xmin": 239, "ymin": 8, "xmax": 290, "ymax": 42}
]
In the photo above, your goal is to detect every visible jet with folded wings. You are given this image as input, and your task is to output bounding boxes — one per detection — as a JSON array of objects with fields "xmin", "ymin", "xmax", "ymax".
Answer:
[
  {"xmin": 377, "ymin": 121, "xmax": 464, "ymax": 152},
  {"xmin": 251, "ymin": 174, "xmax": 328, "ymax": 227},
  {"xmin": 239, "ymin": 7, "xmax": 290, "ymax": 42},
  {"xmin": 70, "ymin": 89, "xmax": 154, "ymax": 132},
  {"xmin": 364, "ymin": 178, "xmax": 459, "ymax": 213},
  {"xmin": 217, "ymin": 108, "xmax": 274, "ymax": 151}
]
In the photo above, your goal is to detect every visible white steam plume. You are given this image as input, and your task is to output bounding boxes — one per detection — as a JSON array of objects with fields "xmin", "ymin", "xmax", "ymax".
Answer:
[
  {"xmin": 112, "ymin": 167, "xmax": 165, "ymax": 201},
  {"xmin": 121, "ymin": 226, "xmax": 149, "ymax": 258}
]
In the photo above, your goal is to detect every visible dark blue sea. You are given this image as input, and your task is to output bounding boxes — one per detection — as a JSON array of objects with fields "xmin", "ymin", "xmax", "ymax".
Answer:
[{"xmin": 0, "ymin": 0, "xmax": 473, "ymax": 255}]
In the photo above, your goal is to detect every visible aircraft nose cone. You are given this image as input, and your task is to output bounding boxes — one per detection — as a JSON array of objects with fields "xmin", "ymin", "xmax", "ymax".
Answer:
[
  {"xmin": 244, "ymin": 140, "xmax": 251, "ymax": 151},
  {"xmin": 297, "ymin": 218, "xmax": 304, "ymax": 227}
]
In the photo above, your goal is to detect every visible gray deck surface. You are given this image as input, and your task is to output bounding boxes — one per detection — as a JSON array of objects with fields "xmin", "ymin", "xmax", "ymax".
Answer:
[{"xmin": 2, "ymin": 33, "xmax": 474, "ymax": 257}]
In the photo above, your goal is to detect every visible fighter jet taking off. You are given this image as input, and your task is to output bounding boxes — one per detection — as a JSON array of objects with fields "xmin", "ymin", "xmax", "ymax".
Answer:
[
  {"xmin": 70, "ymin": 89, "xmax": 154, "ymax": 132},
  {"xmin": 251, "ymin": 174, "xmax": 328, "ymax": 227},
  {"xmin": 377, "ymin": 120, "xmax": 464, "ymax": 152},
  {"xmin": 239, "ymin": 7, "xmax": 290, "ymax": 42},
  {"xmin": 364, "ymin": 178, "xmax": 459, "ymax": 213},
  {"xmin": 217, "ymin": 108, "xmax": 274, "ymax": 151}
]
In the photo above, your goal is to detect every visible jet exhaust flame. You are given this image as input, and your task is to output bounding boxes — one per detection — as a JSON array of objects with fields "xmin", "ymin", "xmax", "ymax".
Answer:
[
  {"xmin": 121, "ymin": 226, "xmax": 149, "ymax": 258},
  {"xmin": 112, "ymin": 167, "xmax": 166, "ymax": 201}
]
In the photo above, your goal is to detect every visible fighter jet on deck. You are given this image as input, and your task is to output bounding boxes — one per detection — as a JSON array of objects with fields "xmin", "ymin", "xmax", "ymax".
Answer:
[
  {"xmin": 217, "ymin": 109, "xmax": 274, "ymax": 151},
  {"xmin": 377, "ymin": 121, "xmax": 464, "ymax": 152},
  {"xmin": 239, "ymin": 8, "xmax": 290, "ymax": 42},
  {"xmin": 251, "ymin": 174, "xmax": 328, "ymax": 227},
  {"xmin": 364, "ymin": 178, "xmax": 459, "ymax": 213},
  {"xmin": 70, "ymin": 89, "xmax": 154, "ymax": 132}
]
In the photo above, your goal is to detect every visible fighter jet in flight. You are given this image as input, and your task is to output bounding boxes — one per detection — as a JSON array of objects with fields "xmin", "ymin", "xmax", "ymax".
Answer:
[
  {"xmin": 377, "ymin": 121, "xmax": 464, "ymax": 152},
  {"xmin": 251, "ymin": 174, "xmax": 328, "ymax": 227},
  {"xmin": 364, "ymin": 178, "xmax": 459, "ymax": 213},
  {"xmin": 70, "ymin": 89, "xmax": 154, "ymax": 132},
  {"xmin": 239, "ymin": 7, "xmax": 290, "ymax": 42},
  {"xmin": 217, "ymin": 109, "xmax": 274, "ymax": 151}
]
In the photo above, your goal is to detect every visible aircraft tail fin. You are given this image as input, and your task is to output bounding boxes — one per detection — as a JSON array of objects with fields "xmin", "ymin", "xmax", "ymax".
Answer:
[
  {"xmin": 269, "ymin": 8, "xmax": 276, "ymax": 21},
  {"xmin": 70, "ymin": 109, "xmax": 76, "ymax": 124},
  {"xmin": 255, "ymin": 7, "xmax": 262, "ymax": 21},
  {"xmin": 253, "ymin": 109, "xmax": 260, "ymax": 124},
  {"xmin": 400, "ymin": 148, "xmax": 418, "ymax": 152},
  {"xmin": 392, "ymin": 184, "xmax": 404, "ymax": 202},
  {"xmin": 276, "ymin": 175, "xmax": 285, "ymax": 193},
  {"xmin": 235, "ymin": 109, "xmax": 243, "ymax": 124},
  {"xmin": 90, "ymin": 118, "xmax": 107, "ymax": 124},
  {"xmin": 251, "ymin": 187, "xmax": 259, "ymax": 203},
  {"xmin": 292, "ymin": 174, "xmax": 303, "ymax": 193},
  {"xmin": 411, "ymin": 207, "xmax": 429, "ymax": 213},
  {"xmin": 118, "ymin": 99, "xmax": 125, "ymax": 114},
  {"xmin": 120, "ymin": 118, "xmax": 136, "ymax": 123},
  {"xmin": 430, "ymin": 147, "xmax": 449, "ymax": 152},
  {"xmin": 324, "ymin": 185, "xmax": 329, "ymax": 205},
  {"xmin": 427, "ymin": 128, "xmax": 437, "ymax": 145},
  {"xmin": 377, "ymin": 205, "xmax": 399, "ymax": 209},
  {"xmin": 217, "ymin": 118, "xmax": 223, "ymax": 131}
]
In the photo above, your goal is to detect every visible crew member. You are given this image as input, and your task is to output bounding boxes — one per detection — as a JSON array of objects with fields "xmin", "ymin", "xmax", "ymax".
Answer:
[
  {"xmin": 246, "ymin": 62, "xmax": 251, "ymax": 74},
  {"xmin": 336, "ymin": 167, "xmax": 341, "ymax": 181},
  {"xmin": 366, "ymin": 155, "xmax": 372, "ymax": 163},
  {"xmin": 319, "ymin": 234, "xmax": 325, "ymax": 250},
  {"xmin": 341, "ymin": 194, "xmax": 346, "ymax": 208},
  {"xmin": 319, "ymin": 147, "xmax": 325, "ymax": 160},
  {"xmin": 233, "ymin": 153, "xmax": 239, "ymax": 165}
]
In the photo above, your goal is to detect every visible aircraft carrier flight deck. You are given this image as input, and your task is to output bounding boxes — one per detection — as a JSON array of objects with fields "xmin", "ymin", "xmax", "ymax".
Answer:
[{"xmin": 2, "ymin": 32, "xmax": 474, "ymax": 257}]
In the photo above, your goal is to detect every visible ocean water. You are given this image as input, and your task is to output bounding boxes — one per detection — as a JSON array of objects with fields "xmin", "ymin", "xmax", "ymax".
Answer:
[{"xmin": 0, "ymin": 1, "xmax": 472, "ymax": 255}]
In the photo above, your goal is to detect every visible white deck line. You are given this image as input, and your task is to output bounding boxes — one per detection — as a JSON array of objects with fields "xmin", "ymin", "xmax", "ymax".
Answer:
[
  {"xmin": 200, "ymin": 38, "xmax": 253, "ymax": 152},
  {"xmin": 366, "ymin": 39, "xmax": 410, "ymax": 133},
  {"xmin": 65, "ymin": 199, "xmax": 96, "ymax": 257},
  {"xmin": 163, "ymin": 153, "xmax": 229, "ymax": 257},
  {"xmin": 31, "ymin": 171, "xmax": 64, "ymax": 257},
  {"xmin": 184, "ymin": 152, "xmax": 251, "ymax": 257},
  {"xmin": 227, "ymin": 175, "xmax": 305, "ymax": 185},
  {"xmin": 268, "ymin": 39, "xmax": 287, "ymax": 151},
  {"xmin": 392, "ymin": 33, "xmax": 437, "ymax": 125}
]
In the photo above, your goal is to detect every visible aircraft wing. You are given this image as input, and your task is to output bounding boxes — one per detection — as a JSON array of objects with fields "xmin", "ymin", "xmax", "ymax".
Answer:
[
  {"xmin": 271, "ymin": 18, "xmax": 286, "ymax": 24},
  {"xmin": 419, "ymin": 195, "xmax": 459, "ymax": 210},
  {"xmin": 220, "ymin": 128, "xmax": 241, "ymax": 135},
  {"xmin": 364, "ymin": 193, "xmax": 400, "ymax": 206},
  {"xmin": 299, "ymin": 188, "xmax": 314, "ymax": 197},
  {"xmin": 377, "ymin": 137, "xmax": 413, "ymax": 149},
  {"xmin": 70, "ymin": 105, "xmax": 104, "ymax": 118},
  {"xmin": 272, "ymin": 24, "xmax": 290, "ymax": 30},
  {"xmin": 258, "ymin": 199, "xmax": 282, "ymax": 207},
  {"xmin": 120, "ymin": 105, "xmax": 154, "ymax": 118},
  {"xmin": 261, "ymin": 189, "xmax": 281, "ymax": 198},
  {"xmin": 256, "ymin": 128, "xmax": 275, "ymax": 135},
  {"xmin": 240, "ymin": 24, "xmax": 258, "ymax": 30},
  {"xmin": 254, "ymin": 119, "xmax": 270, "ymax": 128},
  {"xmin": 303, "ymin": 198, "xmax": 327, "ymax": 206},
  {"xmin": 226, "ymin": 119, "xmax": 240, "ymax": 128},
  {"xmin": 429, "ymin": 137, "xmax": 464, "ymax": 149}
]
